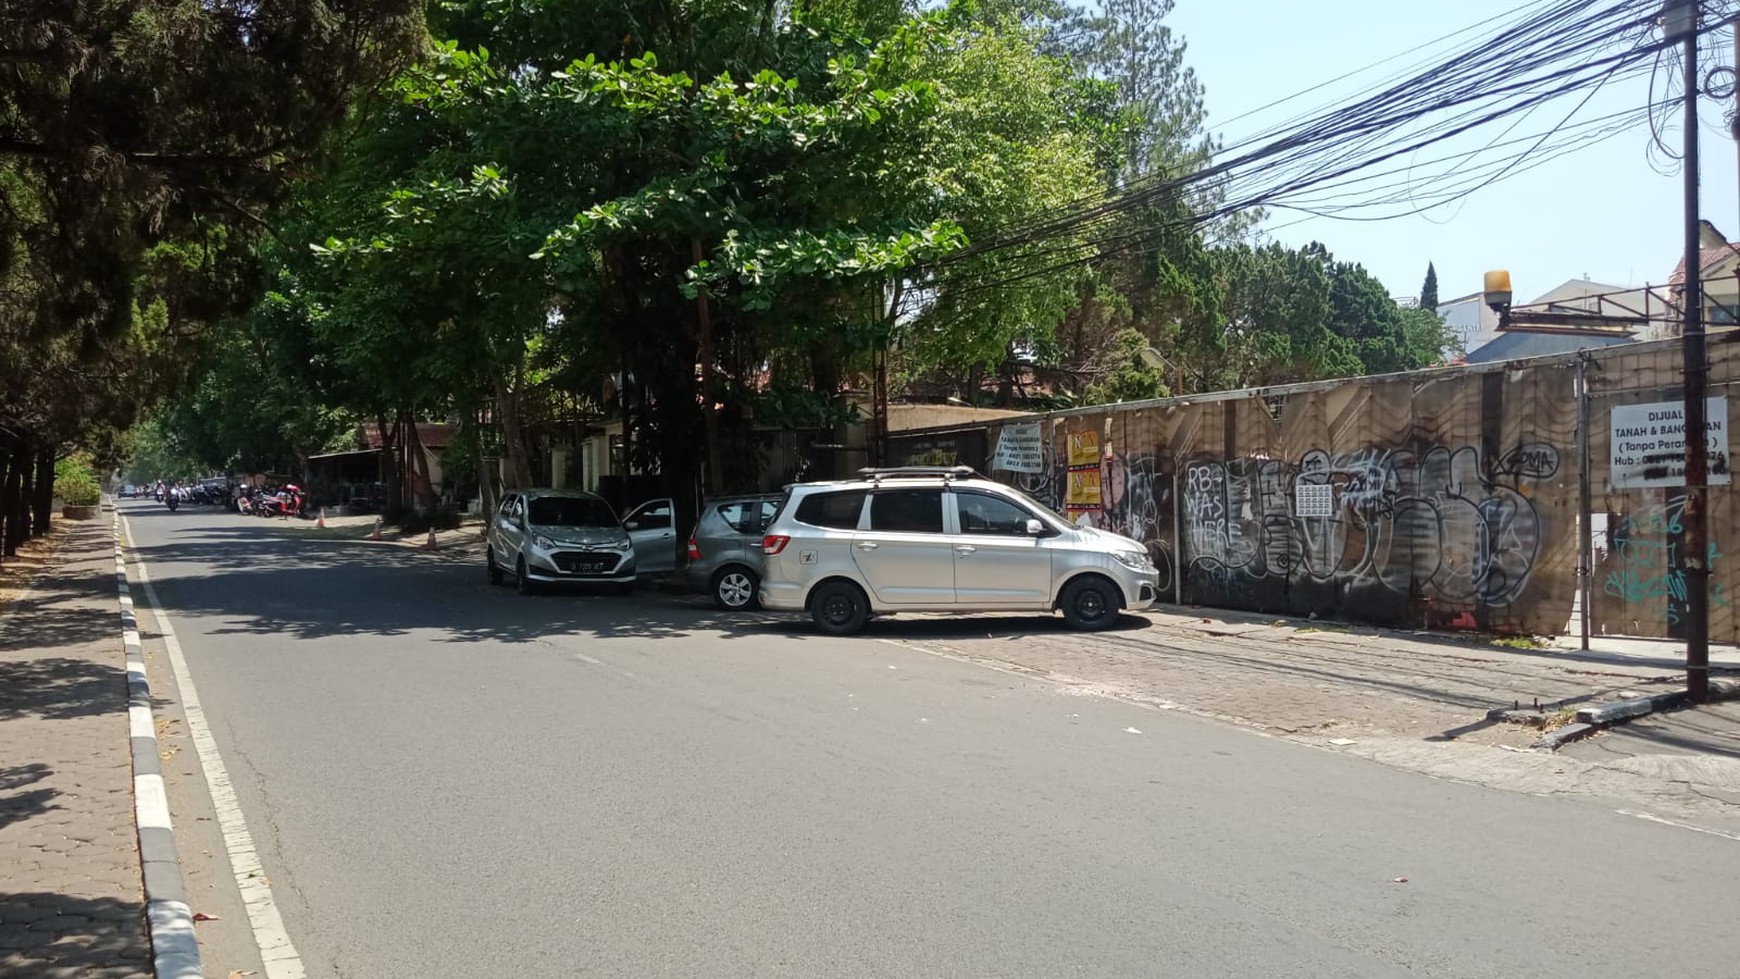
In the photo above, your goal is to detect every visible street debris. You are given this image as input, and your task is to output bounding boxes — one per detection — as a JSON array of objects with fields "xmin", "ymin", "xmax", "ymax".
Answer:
[
  {"xmin": 1392, "ymin": 877, "xmax": 1408, "ymax": 884},
  {"xmin": 1124, "ymin": 727, "xmax": 1142, "ymax": 734}
]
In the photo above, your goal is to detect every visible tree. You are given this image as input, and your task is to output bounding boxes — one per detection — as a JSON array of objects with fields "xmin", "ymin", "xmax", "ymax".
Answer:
[
  {"xmin": 1420, "ymin": 262, "xmax": 1440, "ymax": 311},
  {"xmin": 1082, "ymin": 329, "xmax": 1170, "ymax": 404},
  {"xmin": 0, "ymin": 0, "xmax": 423, "ymax": 555}
]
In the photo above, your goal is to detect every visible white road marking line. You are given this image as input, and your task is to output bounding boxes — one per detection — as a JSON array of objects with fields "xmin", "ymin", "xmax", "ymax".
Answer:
[
  {"xmin": 1615, "ymin": 809, "xmax": 1740, "ymax": 842},
  {"xmin": 123, "ymin": 515, "xmax": 309, "ymax": 979},
  {"xmin": 574, "ymin": 652, "xmax": 605, "ymax": 666}
]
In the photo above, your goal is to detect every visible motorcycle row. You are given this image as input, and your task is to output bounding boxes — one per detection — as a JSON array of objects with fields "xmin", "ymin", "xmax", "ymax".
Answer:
[{"xmin": 153, "ymin": 480, "xmax": 314, "ymax": 519}]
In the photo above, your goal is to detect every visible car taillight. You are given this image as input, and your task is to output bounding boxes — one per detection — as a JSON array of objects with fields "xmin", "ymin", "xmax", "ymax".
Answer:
[
  {"xmin": 762, "ymin": 534, "xmax": 790, "ymax": 555},
  {"xmin": 687, "ymin": 535, "xmax": 701, "ymax": 561}
]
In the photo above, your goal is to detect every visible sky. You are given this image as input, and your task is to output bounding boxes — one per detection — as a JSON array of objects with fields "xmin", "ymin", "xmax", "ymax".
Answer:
[{"xmin": 1166, "ymin": 0, "xmax": 1740, "ymax": 305}]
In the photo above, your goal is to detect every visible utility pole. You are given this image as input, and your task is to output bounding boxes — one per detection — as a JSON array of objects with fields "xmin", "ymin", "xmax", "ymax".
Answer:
[{"xmin": 1671, "ymin": 0, "xmax": 1711, "ymax": 704}]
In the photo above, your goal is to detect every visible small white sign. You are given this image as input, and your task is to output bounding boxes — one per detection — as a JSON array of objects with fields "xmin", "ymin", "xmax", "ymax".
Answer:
[
  {"xmin": 992, "ymin": 424, "xmax": 1045, "ymax": 473},
  {"xmin": 1295, "ymin": 481, "xmax": 1334, "ymax": 517},
  {"xmin": 1610, "ymin": 397, "xmax": 1731, "ymax": 489}
]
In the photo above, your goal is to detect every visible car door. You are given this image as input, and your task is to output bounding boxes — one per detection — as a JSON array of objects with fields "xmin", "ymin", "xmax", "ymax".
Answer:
[
  {"xmin": 493, "ymin": 494, "xmax": 522, "ymax": 563},
  {"xmin": 623, "ymin": 497, "xmax": 677, "ymax": 573},
  {"xmin": 851, "ymin": 487, "xmax": 955, "ymax": 606},
  {"xmin": 949, "ymin": 490, "xmax": 1054, "ymax": 608}
]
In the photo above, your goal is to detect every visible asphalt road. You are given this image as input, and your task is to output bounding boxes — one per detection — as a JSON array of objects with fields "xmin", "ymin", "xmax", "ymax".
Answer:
[{"xmin": 121, "ymin": 501, "xmax": 1740, "ymax": 979}]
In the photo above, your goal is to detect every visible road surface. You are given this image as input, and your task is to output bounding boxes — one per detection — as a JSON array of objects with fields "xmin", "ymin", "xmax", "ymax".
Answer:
[{"xmin": 120, "ymin": 501, "xmax": 1740, "ymax": 979}]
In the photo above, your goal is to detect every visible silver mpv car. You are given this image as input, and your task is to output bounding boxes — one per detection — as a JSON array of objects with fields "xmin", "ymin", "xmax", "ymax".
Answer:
[
  {"xmin": 487, "ymin": 489, "xmax": 636, "ymax": 595},
  {"xmin": 759, "ymin": 467, "xmax": 1160, "ymax": 635}
]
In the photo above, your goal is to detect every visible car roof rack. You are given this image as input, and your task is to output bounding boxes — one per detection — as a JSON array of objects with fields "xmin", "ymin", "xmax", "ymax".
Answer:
[{"xmin": 857, "ymin": 466, "xmax": 982, "ymax": 482}]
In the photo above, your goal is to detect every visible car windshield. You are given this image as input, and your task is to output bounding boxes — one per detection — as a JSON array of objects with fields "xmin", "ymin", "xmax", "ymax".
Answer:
[
  {"xmin": 528, "ymin": 497, "xmax": 618, "ymax": 528},
  {"xmin": 1012, "ymin": 488, "xmax": 1071, "ymax": 527}
]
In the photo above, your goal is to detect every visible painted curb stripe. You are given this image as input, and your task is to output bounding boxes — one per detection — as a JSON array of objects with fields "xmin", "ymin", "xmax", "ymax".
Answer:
[
  {"xmin": 113, "ymin": 515, "xmax": 204, "ymax": 979},
  {"xmin": 122, "ymin": 513, "xmax": 308, "ymax": 979}
]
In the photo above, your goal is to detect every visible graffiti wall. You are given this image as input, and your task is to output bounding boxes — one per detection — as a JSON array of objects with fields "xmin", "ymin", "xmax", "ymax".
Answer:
[
  {"xmin": 1586, "ymin": 338, "xmax": 1740, "ymax": 641},
  {"xmin": 891, "ymin": 356, "xmax": 1585, "ymax": 635}
]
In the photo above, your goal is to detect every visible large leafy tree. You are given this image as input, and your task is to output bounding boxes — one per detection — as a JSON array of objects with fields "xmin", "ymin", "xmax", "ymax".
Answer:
[{"xmin": 0, "ymin": 0, "xmax": 423, "ymax": 553}]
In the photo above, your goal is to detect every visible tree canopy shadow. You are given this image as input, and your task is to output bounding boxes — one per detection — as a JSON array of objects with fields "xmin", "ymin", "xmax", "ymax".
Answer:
[{"xmin": 0, "ymin": 891, "xmax": 148, "ymax": 971}]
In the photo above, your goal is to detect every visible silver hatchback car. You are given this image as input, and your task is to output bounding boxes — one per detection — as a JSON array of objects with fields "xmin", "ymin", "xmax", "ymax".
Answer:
[
  {"xmin": 759, "ymin": 467, "xmax": 1160, "ymax": 635},
  {"xmin": 684, "ymin": 494, "xmax": 784, "ymax": 610},
  {"xmin": 486, "ymin": 489, "xmax": 636, "ymax": 595}
]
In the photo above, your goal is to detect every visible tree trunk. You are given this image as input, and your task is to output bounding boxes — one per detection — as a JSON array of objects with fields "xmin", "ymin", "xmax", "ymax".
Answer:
[
  {"xmin": 31, "ymin": 448, "xmax": 54, "ymax": 535},
  {"xmin": 691, "ymin": 236, "xmax": 722, "ymax": 495},
  {"xmin": 0, "ymin": 437, "xmax": 13, "ymax": 563},
  {"xmin": 491, "ymin": 362, "xmax": 534, "ymax": 489},
  {"xmin": 465, "ymin": 411, "xmax": 497, "ymax": 517},
  {"xmin": 375, "ymin": 414, "xmax": 402, "ymax": 516},
  {"xmin": 16, "ymin": 448, "xmax": 35, "ymax": 544},
  {"xmin": 1, "ymin": 442, "xmax": 25, "ymax": 557},
  {"xmin": 402, "ymin": 411, "xmax": 438, "ymax": 512}
]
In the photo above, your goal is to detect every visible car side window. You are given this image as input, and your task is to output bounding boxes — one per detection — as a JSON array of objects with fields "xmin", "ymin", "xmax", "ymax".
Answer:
[
  {"xmin": 634, "ymin": 502, "xmax": 673, "ymax": 530},
  {"xmin": 868, "ymin": 489, "xmax": 944, "ymax": 534},
  {"xmin": 757, "ymin": 499, "xmax": 779, "ymax": 531},
  {"xmin": 955, "ymin": 493, "xmax": 1034, "ymax": 536},
  {"xmin": 719, "ymin": 502, "xmax": 766, "ymax": 535},
  {"xmin": 794, "ymin": 490, "xmax": 866, "ymax": 529},
  {"xmin": 498, "ymin": 496, "xmax": 516, "ymax": 520}
]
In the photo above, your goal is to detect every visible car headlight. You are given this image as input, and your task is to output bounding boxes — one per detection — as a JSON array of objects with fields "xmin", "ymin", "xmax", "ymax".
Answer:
[
  {"xmin": 534, "ymin": 535, "xmax": 556, "ymax": 550},
  {"xmin": 1112, "ymin": 549, "xmax": 1155, "ymax": 572}
]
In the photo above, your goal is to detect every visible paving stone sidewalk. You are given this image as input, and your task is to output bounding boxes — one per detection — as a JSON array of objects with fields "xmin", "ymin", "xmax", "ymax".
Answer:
[{"xmin": 0, "ymin": 518, "xmax": 150, "ymax": 978}]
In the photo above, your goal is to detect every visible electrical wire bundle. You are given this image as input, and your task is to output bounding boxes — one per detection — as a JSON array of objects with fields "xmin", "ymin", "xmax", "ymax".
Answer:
[{"xmin": 928, "ymin": 0, "xmax": 1740, "ymax": 293}]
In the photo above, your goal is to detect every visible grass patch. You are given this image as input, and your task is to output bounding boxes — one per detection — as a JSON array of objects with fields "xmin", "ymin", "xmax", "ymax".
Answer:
[{"xmin": 1490, "ymin": 634, "xmax": 1547, "ymax": 650}]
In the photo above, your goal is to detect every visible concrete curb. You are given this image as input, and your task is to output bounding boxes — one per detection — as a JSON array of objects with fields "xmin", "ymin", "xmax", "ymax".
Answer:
[
  {"xmin": 1534, "ymin": 683, "xmax": 1740, "ymax": 751},
  {"xmin": 113, "ymin": 513, "xmax": 204, "ymax": 979}
]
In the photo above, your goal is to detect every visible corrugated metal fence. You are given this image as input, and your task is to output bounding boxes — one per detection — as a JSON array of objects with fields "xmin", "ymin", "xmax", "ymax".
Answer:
[{"xmin": 886, "ymin": 332, "xmax": 1740, "ymax": 639}]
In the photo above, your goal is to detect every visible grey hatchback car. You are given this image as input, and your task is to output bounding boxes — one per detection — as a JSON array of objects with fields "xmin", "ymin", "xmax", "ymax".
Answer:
[
  {"xmin": 487, "ymin": 489, "xmax": 636, "ymax": 594},
  {"xmin": 685, "ymin": 494, "xmax": 784, "ymax": 609}
]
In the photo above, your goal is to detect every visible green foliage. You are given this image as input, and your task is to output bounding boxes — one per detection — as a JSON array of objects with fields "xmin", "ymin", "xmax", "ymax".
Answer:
[
  {"xmin": 53, "ymin": 455, "xmax": 103, "ymax": 507},
  {"xmin": 0, "ymin": 2, "xmax": 424, "ymax": 460},
  {"xmin": 1420, "ymin": 262, "xmax": 1440, "ymax": 311},
  {"xmin": 1082, "ymin": 329, "xmax": 1170, "ymax": 405}
]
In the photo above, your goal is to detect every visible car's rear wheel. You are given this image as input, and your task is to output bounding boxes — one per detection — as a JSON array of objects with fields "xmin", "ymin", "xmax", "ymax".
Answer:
[
  {"xmin": 1060, "ymin": 576, "xmax": 1119, "ymax": 631},
  {"xmin": 810, "ymin": 580, "xmax": 869, "ymax": 636},
  {"xmin": 487, "ymin": 548, "xmax": 503, "ymax": 586},
  {"xmin": 515, "ymin": 556, "xmax": 537, "ymax": 596},
  {"xmin": 712, "ymin": 566, "xmax": 760, "ymax": 611}
]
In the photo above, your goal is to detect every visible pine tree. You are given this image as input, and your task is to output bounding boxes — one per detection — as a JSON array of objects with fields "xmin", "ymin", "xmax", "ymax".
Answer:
[{"xmin": 1420, "ymin": 262, "xmax": 1440, "ymax": 311}]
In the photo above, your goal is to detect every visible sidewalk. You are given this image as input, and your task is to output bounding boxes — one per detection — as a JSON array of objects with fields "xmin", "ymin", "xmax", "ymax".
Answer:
[
  {"xmin": 881, "ymin": 602, "xmax": 1740, "ymax": 828},
  {"xmin": 0, "ymin": 518, "xmax": 150, "ymax": 978}
]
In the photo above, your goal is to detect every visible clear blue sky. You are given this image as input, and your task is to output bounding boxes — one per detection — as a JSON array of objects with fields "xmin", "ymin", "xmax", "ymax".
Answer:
[{"xmin": 1168, "ymin": 0, "xmax": 1740, "ymax": 304}]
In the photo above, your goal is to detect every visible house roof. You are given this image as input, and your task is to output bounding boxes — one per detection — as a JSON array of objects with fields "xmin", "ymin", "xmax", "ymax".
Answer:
[
  {"xmin": 1463, "ymin": 331, "xmax": 1631, "ymax": 364},
  {"xmin": 358, "ymin": 423, "xmax": 454, "ymax": 450},
  {"xmin": 1668, "ymin": 244, "xmax": 1740, "ymax": 287}
]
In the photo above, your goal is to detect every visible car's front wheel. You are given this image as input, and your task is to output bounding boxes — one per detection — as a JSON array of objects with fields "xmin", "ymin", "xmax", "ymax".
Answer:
[
  {"xmin": 712, "ymin": 566, "xmax": 760, "ymax": 611},
  {"xmin": 1059, "ymin": 576, "xmax": 1119, "ymax": 631},
  {"xmin": 810, "ymin": 580, "xmax": 869, "ymax": 636},
  {"xmin": 515, "ymin": 556, "xmax": 538, "ymax": 596}
]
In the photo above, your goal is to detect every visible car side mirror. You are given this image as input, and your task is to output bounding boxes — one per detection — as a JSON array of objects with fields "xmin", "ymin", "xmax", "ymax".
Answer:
[
  {"xmin": 1025, "ymin": 519, "xmax": 1045, "ymax": 536},
  {"xmin": 623, "ymin": 520, "xmax": 639, "ymax": 531}
]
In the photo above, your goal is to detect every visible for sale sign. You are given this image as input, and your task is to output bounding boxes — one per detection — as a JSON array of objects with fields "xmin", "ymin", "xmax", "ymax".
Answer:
[{"xmin": 1609, "ymin": 397, "xmax": 1731, "ymax": 489}]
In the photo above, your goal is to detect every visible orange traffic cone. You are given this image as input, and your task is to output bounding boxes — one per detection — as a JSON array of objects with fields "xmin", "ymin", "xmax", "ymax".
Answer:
[
  {"xmin": 425, "ymin": 526, "xmax": 438, "ymax": 551},
  {"xmin": 316, "ymin": 508, "xmax": 327, "ymax": 529},
  {"xmin": 371, "ymin": 517, "xmax": 382, "ymax": 542}
]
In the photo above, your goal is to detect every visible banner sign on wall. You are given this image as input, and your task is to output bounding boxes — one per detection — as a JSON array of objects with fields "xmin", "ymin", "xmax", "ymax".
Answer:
[
  {"xmin": 1609, "ymin": 397, "xmax": 1731, "ymax": 489},
  {"xmin": 991, "ymin": 425, "xmax": 1044, "ymax": 473}
]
